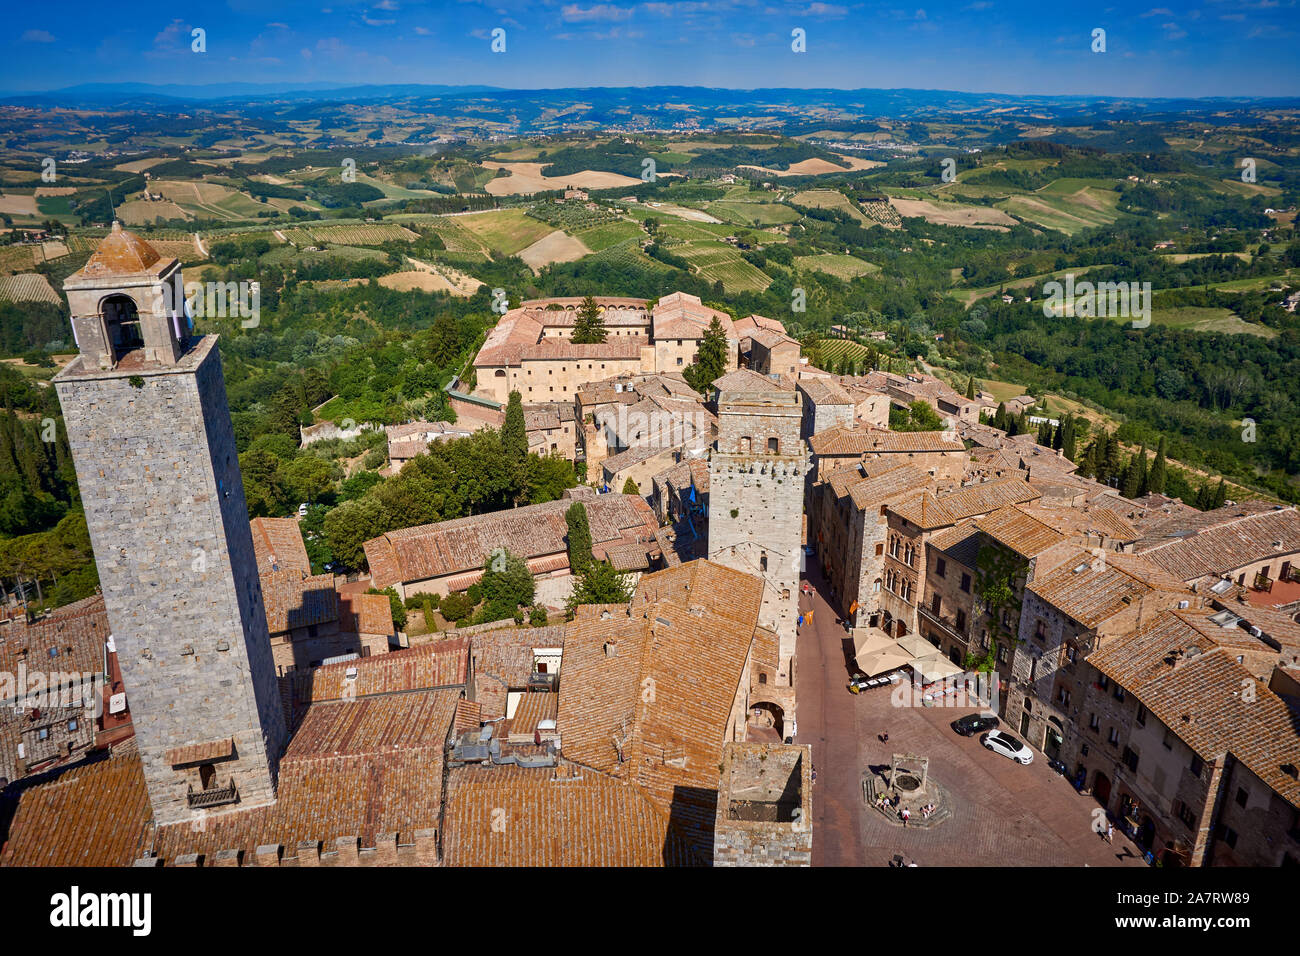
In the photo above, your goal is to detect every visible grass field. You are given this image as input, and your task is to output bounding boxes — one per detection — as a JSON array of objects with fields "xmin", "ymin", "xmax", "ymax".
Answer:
[
  {"xmin": 570, "ymin": 219, "xmax": 642, "ymax": 252},
  {"xmin": 153, "ymin": 180, "xmax": 271, "ymax": 220},
  {"xmin": 707, "ymin": 200, "xmax": 801, "ymax": 226},
  {"xmin": 456, "ymin": 208, "xmax": 555, "ymax": 255},
  {"xmin": 795, "ymin": 253, "xmax": 880, "ymax": 280},
  {"xmin": 1144, "ymin": 306, "xmax": 1275, "ymax": 337},
  {"xmin": 997, "ymin": 179, "xmax": 1121, "ymax": 235}
]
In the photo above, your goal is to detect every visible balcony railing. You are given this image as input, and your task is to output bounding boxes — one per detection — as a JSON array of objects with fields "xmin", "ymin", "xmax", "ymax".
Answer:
[
  {"xmin": 1253, "ymin": 572, "xmax": 1273, "ymax": 593},
  {"xmin": 918, "ymin": 605, "xmax": 969, "ymax": 645},
  {"xmin": 187, "ymin": 781, "xmax": 239, "ymax": 809}
]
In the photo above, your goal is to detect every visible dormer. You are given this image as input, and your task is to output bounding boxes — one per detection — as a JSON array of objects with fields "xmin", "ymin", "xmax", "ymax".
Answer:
[{"xmin": 62, "ymin": 222, "xmax": 188, "ymax": 370}]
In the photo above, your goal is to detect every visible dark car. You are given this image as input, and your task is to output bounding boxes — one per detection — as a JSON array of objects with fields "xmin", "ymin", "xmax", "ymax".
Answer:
[{"xmin": 952, "ymin": 713, "xmax": 999, "ymax": 736}]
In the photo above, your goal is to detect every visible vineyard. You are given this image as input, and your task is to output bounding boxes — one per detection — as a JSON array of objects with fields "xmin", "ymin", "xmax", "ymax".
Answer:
[
  {"xmin": 0, "ymin": 273, "xmax": 62, "ymax": 305},
  {"xmin": 812, "ymin": 338, "xmax": 875, "ymax": 368},
  {"xmin": 674, "ymin": 242, "xmax": 772, "ymax": 293},
  {"xmin": 281, "ymin": 223, "xmax": 419, "ymax": 246},
  {"xmin": 526, "ymin": 200, "xmax": 622, "ymax": 231},
  {"xmin": 859, "ymin": 200, "xmax": 903, "ymax": 228}
]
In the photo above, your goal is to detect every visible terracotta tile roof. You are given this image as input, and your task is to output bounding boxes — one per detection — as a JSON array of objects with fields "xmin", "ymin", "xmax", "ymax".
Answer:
[
  {"xmin": 1139, "ymin": 507, "xmax": 1300, "ymax": 582},
  {"xmin": 713, "ymin": 367, "xmax": 793, "ymax": 393},
  {"xmin": 442, "ymin": 764, "xmax": 690, "ymax": 866},
  {"xmin": 809, "ymin": 425, "xmax": 963, "ymax": 457},
  {"xmin": 260, "ymin": 570, "xmax": 338, "ymax": 635},
  {"xmin": 732, "ymin": 314, "xmax": 786, "ymax": 338},
  {"xmin": 73, "ymin": 222, "xmax": 164, "ymax": 279},
  {"xmin": 798, "ymin": 378, "xmax": 853, "ymax": 406},
  {"xmin": 287, "ymin": 638, "xmax": 468, "ymax": 705},
  {"xmin": 557, "ymin": 561, "xmax": 764, "ymax": 859},
  {"xmin": 509, "ymin": 690, "xmax": 558, "ymax": 738},
  {"xmin": 152, "ymin": 688, "xmax": 461, "ymax": 859},
  {"xmin": 0, "ymin": 745, "xmax": 151, "ymax": 866},
  {"xmin": 520, "ymin": 338, "xmax": 646, "ymax": 361},
  {"xmin": 1088, "ymin": 609, "xmax": 1300, "ymax": 808},
  {"xmin": 749, "ymin": 327, "xmax": 799, "ymax": 349},
  {"xmin": 337, "ymin": 592, "xmax": 394, "ymax": 636},
  {"xmin": 0, "ymin": 601, "xmax": 110, "ymax": 699},
  {"xmin": 249, "ymin": 517, "xmax": 311, "ymax": 574},
  {"xmin": 1020, "ymin": 504, "xmax": 1139, "ymax": 542},
  {"xmin": 473, "ymin": 310, "xmax": 544, "ymax": 367},
  {"xmin": 453, "ymin": 698, "xmax": 483, "ymax": 736},
  {"xmin": 471, "ymin": 626, "xmax": 565, "ymax": 720},
  {"xmin": 976, "ymin": 505, "xmax": 1068, "ymax": 557},
  {"xmin": 927, "ymin": 524, "xmax": 982, "ymax": 568},
  {"xmin": 652, "ymin": 292, "xmax": 735, "ymax": 340},
  {"xmin": 891, "ymin": 479, "xmax": 1040, "ymax": 530},
  {"xmin": 364, "ymin": 494, "xmax": 658, "ymax": 590},
  {"xmin": 844, "ymin": 464, "xmax": 933, "ymax": 511},
  {"xmin": 1029, "ymin": 551, "xmax": 1191, "ymax": 628}
]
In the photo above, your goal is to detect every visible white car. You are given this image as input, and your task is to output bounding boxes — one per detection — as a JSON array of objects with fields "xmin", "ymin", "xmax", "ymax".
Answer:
[{"xmin": 981, "ymin": 730, "xmax": 1034, "ymax": 765}]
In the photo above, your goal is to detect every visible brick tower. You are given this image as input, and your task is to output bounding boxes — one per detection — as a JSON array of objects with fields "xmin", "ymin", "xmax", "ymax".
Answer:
[
  {"xmin": 53, "ymin": 223, "xmax": 286, "ymax": 826},
  {"xmin": 707, "ymin": 371, "xmax": 807, "ymax": 692}
]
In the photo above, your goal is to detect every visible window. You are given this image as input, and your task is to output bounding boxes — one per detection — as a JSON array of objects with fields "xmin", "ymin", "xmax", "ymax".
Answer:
[
  {"xmin": 767, "ymin": 437, "xmax": 778, "ymax": 454},
  {"xmin": 931, "ymin": 594, "xmax": 942, "ymax": 616},
  {"xmin": 997, "ymin": 645, "xmax": 1008, "ymax": 664},
  {"xmin": 1064, "ymin": 644, "xmax": 1077, "ymax": 664},
  {"xmin": 1057, "ymin": 687, "xmax": 1071, "ymax": 707},
  {"xmin": 1113, "ymin": 685, "xmax": 1125, "ymax": 702},
  {"xmin": 38, "ymin": 728, "xmax": 49, "ymax": 741},
  {"xmin": 935, "ymin": 558, "xmax": 946, "ymax": 578},
  {"xmin": 1135, "ymin": 704, "xmax": 1146, "ymax": 727},
  {"xmin": 1235, "ymin": 787, "xmax": 1248, "ymax": 808},
  {"xmin": 1034, "ymin": 619, "xmax": 1047, "ymax": 642},
  {"xmin": 1176, "ymin": 801, "xmax": 1197, "ymax": 829},
  {"xmin": 960, "ymin": 573, "xmax": 971, "ymax": 593},
  {"xmin": 955, "ymin": 610, "xmax": 966, "ymax": 633},
  {"xmin": 1222, "ymin": 826, "xmax": 1238, "ymax": 849},
  {"xmin": 1190, "ymin": 755, "xmax": 1204, "ymax": 778},
  {"xmin": 48, "ymin": 647, "xmax": 58, "ymax": 659},
  {"xmin": 1122, "ymin": 746, "xmax": 1139, "ymax": 772},
  {"xmin": 1089, "ymin": 713, "xmax": 1100, "ymax": 732},
  {"xmin": 760, "ymin": 552, "xmax": 768, "ymax": 572},
  {"xmin": 1098, "ymin": 674, "xmax": 1110, "ymax": 691},
  {"xmin": 875, "ymin": 543, "xmax": 884, "ymax": 557},
  {"xmin": 67, "ymin": 719, "xmax": 78, "ymax": 732},
  {"xmin": 1107, "ymin": 727, "xmax": 1120, "ymax": 746}
]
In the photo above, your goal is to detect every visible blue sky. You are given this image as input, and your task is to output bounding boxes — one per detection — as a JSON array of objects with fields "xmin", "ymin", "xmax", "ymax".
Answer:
[{"xmin": 4, "ymin": 0, "xmax": 1298, "ymax": 97}]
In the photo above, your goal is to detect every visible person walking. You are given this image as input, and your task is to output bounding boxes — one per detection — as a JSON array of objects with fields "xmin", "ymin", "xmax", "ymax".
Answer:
[
  {"xmin": 901, "ymin": 807, "xmax": 910, "ymax": 828},
  {"xmin": 1106, "ymin": 822, "xmax": 1114, "ymax": 844}
]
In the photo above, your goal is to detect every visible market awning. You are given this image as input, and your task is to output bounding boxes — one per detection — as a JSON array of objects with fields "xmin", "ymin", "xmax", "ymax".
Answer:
[{"xmin": 912, "ymin": 655, "xmax": 964, "ymax": 682}]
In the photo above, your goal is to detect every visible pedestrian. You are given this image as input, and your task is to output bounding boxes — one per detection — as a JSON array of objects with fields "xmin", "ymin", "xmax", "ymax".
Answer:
[
  {"xmin": 901, "ymin": 807, "xmax": 910, "ymax": 828},
  {"xmin": 882, "ymin": 731, "xmax": 889, "ymax": 744},
  {"xmin": 1106, "ymin": 823, "xmax": 1114, "ymax": 844}
]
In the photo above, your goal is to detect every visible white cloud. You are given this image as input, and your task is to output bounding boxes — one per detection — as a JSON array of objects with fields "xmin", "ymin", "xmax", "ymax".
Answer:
[
  {"xmin": 562, "ymin": 3, "xmax": 635, "ymax": 21},
  {"xmin": 21, "ymin": 29, "xmax": 56, "ymax": 43}
]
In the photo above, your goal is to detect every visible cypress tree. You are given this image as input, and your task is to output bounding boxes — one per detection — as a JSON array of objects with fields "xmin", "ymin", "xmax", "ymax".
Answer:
[
  {"xmin": 565, "ymin": 501, "xmax": 593, "ymax": 575},
  {"xmin": 1135, "ymin": 444, "xmax": 1149, "ymax": 497},
  {"xmin": 1061, "ymin": 414, "xmax": 1076, "ymax": 461},
  {"xmin": 1148, "ymin": 437, "xmax": 1167, "ymax": 495},
  {"xmin": 502, "ymin": 390, "xmax": 527, "ymax": 467},
  {"xmin": 965, "ymin": 375, "xmax": 976, "ymax": 400}
]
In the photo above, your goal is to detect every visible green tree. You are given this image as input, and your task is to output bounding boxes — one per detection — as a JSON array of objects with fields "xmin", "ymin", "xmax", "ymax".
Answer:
[
  {"xmin": 502, "ymin": 390, "xmax": 528, "ymax": 468},
  {"xmin": 1148, "ymin": 437, "xmax": 1168, "ymax": 495},
  {"xmin": 565, "ymin": 501, "xmax": 594, "ymax": 575},
  {"xmin": 281, "ymin": 455, "xmax": 337, "ymax": 505},
  {"xmin": 683, "ymin": 317, "xmax": 730, "ymax": 393},
  {"xmin": 478, "ymin": 548, "xmax": 536, "ymax": 623},
  {"xmin": 965, "ymin": 375, "xmax": 976, "ymax": 400},
  {"xmin": 323, "ymin": 496, "xmax": 386, "ymax": 569},
  {"xmin": 439, "ymin": 590, "xmax": 474, "ymax": 625},
  {"xmin": 567, "ymin": 559, "xmax": 634, "ymax": 615},
  {"xmin": 572, "ymin": 295, "xmax": 607, "ymax": 344},
  {"xmin": 1060, "ymin": 414, "xmax": 1077, "ymax": 461},
  {"xmin": 622, "ymin": 477, "xmax": 641, "ymax": 496}
]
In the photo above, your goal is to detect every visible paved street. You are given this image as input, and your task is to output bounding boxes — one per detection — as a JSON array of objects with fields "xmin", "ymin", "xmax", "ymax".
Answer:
[{"xmin": 793, "ymin": 557, "xmax": 1149, "ymax": 868}]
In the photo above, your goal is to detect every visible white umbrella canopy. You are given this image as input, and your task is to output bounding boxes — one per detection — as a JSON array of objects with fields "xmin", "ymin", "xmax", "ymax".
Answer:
[
  {"xmin": 913, "ymin": 655, "xmax": 964, "ymax": 683},
  {"xmin": 896, "ymin": 633, "xmax": 939, "ymax": 659},
  {"xmin": 852, "ymin": 626, "xmax": 897, "ymax": 660},
  {"xmin": 857, "ymin": 645, "xmax": 915, "ymax": 677}
]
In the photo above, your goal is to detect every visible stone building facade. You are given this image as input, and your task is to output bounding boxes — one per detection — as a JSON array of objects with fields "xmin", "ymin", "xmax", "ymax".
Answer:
[
  {"xmin": 708, "ymin": 375, "xmax": 806, "ymax": 690},
  {"xmin": 713, "ymin": 742, "xmax": 812, "ymax": 866},
  {"xmin": 53, "ymin": 227, "xmax": 287, "ymax": 827}
]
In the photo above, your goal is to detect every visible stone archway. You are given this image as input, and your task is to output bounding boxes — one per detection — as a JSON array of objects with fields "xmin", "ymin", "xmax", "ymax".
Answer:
[
  {"xmin": 747, "ymin": 701, "xmax": 785, "ymax": 741},
  {"xmin": 100, "ymin": 293, "xmax": 144, "ymax": 358}
]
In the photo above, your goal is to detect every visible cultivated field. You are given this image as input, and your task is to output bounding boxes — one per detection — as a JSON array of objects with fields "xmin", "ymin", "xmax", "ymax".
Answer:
[
  {"xmin": 0, "ymin": 273, "xmax": 61, "ymax": 305},
  {"xmin": 0, "ymin": 193, "xmax": 40, "ymax": 216},
  {"xmin": 890, "ymin": 196, "xmax": 1017, "ymax": 231},
  {"xmin": 518, "ymin": 230, "xmax": 592, "ymax": 271},
  {"xmin": 482, "ymin": 162, "xmax": 642, "ymax": 196},
  {"xmin": 795, "ymin": 253, "xmax": 880, "ymax": 280},
  {"xmin": 282, "ymin": 223, "xmax": 419, "ymax": 246},
  {"xmin": 791, "ymin": 189, "xmax": 869, "ymax": 224},
  {"xmin": 673, "ymin": 242, "xmax": 772, "ymax": 293}
]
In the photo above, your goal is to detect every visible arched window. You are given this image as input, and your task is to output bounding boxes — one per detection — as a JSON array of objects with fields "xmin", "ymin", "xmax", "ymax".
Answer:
[{"xmin": 100, "ymin": 293, "xmax": 143, "ymax": 359}]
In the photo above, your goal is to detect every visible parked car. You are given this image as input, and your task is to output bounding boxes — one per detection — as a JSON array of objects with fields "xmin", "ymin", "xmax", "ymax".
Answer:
[
  {"xmin": 951, "ymin": 713, "xmax": 999, "ymax": 737},
  {"xmin": 981, "ymin": 730, "xmax": 1034, "ymax": 764}
]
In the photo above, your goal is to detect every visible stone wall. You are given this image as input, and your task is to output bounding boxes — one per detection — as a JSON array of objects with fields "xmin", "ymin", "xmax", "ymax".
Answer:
[
  {"xmin": 714, "ymin": 742, "xmax": 812, "ymax": 866},
  {"xmin": 136, "ymin": 829, "xmax": 440, "ymax": 867},
  {"xmin": 54, "ymin": 336, "xmax": 287, "ymax": 826}
]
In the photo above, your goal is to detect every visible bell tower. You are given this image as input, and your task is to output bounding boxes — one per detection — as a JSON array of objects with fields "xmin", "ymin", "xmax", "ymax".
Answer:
[{"xmin": 53, "ymin": 224, "xmax": 286, "ymax": 826}]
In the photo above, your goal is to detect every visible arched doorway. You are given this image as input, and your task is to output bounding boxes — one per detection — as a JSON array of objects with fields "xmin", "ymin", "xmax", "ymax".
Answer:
[
  {"xmin": 1093, "ymin": 771, "xmax": 1112, "ymax": 808},
  {"xmin": 101, "ymin": 293, "xmax": 143, "ymax": 359},
  {"xmin": 748, "ymin": 702, "xmax": 785, "ymax": 742}
]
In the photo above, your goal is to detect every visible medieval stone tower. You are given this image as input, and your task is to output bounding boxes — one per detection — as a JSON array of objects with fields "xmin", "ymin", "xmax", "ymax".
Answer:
[
  {"xmin": 708, "ymin": 371, "xmax": 807, "ymax": 691},
  {"xmin": 53, "ymin": 223, "xmax": 286, "ymax": 826}
]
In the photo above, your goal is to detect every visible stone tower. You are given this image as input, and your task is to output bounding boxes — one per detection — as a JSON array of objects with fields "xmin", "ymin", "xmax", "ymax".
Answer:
[
  {"xmin": 53, "ymin": 223, "xmax": 286, "ymax": 826},
  {"xmin": 707, "ymin": 370, "xmax": 807, "ymax": 689}
]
